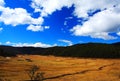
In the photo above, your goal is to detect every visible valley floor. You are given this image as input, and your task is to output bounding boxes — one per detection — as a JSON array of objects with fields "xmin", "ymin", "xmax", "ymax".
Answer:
[{"xmin": 0, "ymin": 55, "xmax": 120, "ymax": 81}]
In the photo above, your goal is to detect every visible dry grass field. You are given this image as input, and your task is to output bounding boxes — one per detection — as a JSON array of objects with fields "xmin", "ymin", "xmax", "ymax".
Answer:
[{"xmin": 0, "ymin": 55, "xmax": 120, "ymax": 81}]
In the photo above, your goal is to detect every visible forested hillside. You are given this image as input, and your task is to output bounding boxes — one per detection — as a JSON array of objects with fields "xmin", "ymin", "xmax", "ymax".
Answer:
[{"xmin": 0, "ymin": 43, "xmax": 120, "ymax": 58}]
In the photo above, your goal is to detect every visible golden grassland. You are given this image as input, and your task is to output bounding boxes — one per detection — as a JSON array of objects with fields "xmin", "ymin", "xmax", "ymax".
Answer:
[{"xmin": 0, "ymin": 55, "xmax": 120, "ymax": 81}]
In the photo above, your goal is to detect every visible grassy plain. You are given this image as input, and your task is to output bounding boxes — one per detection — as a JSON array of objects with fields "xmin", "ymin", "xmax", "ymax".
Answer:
[{"xmin": 0, "ymin": 55, "xmax": 120, "ymax": 81}]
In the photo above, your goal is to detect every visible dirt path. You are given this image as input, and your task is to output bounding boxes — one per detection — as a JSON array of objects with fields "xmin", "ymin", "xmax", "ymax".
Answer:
[{"xmin": 44, "ymin": 63, "xmax": 117, "ymax": 80}]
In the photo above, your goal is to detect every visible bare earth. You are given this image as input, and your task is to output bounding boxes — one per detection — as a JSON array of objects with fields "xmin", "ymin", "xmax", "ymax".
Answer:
[{"xmin": 0, "ymin": 55, "xmax": 120, "ymax": 81}]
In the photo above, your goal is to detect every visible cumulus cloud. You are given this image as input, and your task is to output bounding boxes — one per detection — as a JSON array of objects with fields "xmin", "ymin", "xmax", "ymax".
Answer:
[
  {"xmin": 0, "ymin": 7, "xmax": 44, "ymax": 26},
  {"xmin": 13, "ymin": 42, "xmax": 52, "ymax": 48},
  {"xmin": 71, "ymin": 5, "xmax": 120, "ymax": 40},
  {"xmin": 117, "ymin": 32, "xmax": 120, "ymax": 36},
  {"xmin": 31, "ymin": 0, "xmax": 73, "ymax": 16},
  {"xmin": 0, "ymin": 27, "xmax": 3, "ymax": 31},
  {"xmin": 31, "ymin": 0, "xmax": 120, "ymax": 40},
  {"xmin": 0, "ymin": 0, "xmax": 5, "ymax": 11},
  {"xmin": 31, "ymin": 0, "xmax": 120, "ymax": 17},
  {"xmin": 71, "ymin": 0, "xmax": 120, "ymax": 40},
  {"xmin": 1, "ymin": 0, "xmax": 120, "ymax": 40},
  {"xmin": 27, "ymin": 25, "xmax": 44, "ymax": 32},
  {"xmin": 44, "ymin": 26, "xmax": 50, "ymax": 29},
  {"xmin": 73, "ymin": 0, "xmax": 120, "ymax": 18},
  {"xmin": 27, "ymin": 25, "xmax": 50, "ymax": 32},
  {"xmin": 0, "ymin": 0, "xmax": 4, "ymax": 7},
  {"xmin": 6, "ymin": 41, "xmax": 11, "ymax": 44},
  {"xmin": 0, "ymin": 0, "xmax": 48, "ymax": 32},
  {"xmin": 4, "ymin": 41, "xmax": 55, "ymax": 48},
  {"xmin": 58, "ymin": 39, "xmax": 73, "ymax": 46}
]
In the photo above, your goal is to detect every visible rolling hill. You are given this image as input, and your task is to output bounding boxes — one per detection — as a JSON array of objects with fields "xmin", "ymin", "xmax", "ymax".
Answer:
[{"xmin": 0, "ymin": 42, "xmax": 120, "ymax": 58}]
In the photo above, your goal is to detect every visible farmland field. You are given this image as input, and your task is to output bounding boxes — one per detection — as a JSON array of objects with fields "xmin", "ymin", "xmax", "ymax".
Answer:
[{"xmin": 0, "ymin": 55, "xmax": 120, "ymax": 81}]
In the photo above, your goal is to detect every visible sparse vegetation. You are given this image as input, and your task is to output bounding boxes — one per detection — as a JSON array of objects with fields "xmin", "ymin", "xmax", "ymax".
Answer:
[
  {"xmin": 0, "ymin": 55, "xmax": 120, "ymax": 81},
  {"xmin": 26, "ymin": 65, "xmax": 45, "ymax": 81},
  {"xmin": 0, "ymin": 78, "xmax": 11, "ymax": 81}
]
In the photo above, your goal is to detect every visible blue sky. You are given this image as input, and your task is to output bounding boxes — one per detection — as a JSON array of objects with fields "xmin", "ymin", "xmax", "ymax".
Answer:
[{"xmin": 0, "ymin": 0, "xmax": 120, "ymax": 47}]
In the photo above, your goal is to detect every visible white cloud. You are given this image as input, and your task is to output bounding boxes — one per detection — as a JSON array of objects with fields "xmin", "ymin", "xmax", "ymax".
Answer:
[
  {"xmin": 58, "ymin": 39, "xmax": 73, "ymax": 46},
  {"xmin": 27, "ymin": 25, "xmax": 50, "ymax": 32},
  {"xmin": 31, "ymin": 0, "xmax": 73, "ymax": 16},
  {"xmin": 0, "ymin": 7, "xmax": 44, "ymax": 26},
  {"xmin": 13, "ymin": 42, "xmax": 52, "ymax": 48},
  {"xmin": 71, "ymin": 5, "xmax": 120, "ymax": 40},
  {"xmin": 31, "ymin": 0, "xmax": 120, "ymax": 40},
  {"xmin": 44, "ymin": 26, "xmax": 50, "ymax": 29},
  {"xmin": 6, "ymin": 41, "xmax": 11, "ymax": 44},
  {"xmin": 117, "ymin": 32, "xmax": 120, "ymax": 36},
  {"xmin": 0, "ymin": 27, "xmax": 3, "ymax": 31},
  {"xmin": 65, "ymin": 17, "xmax": 73, "ymax": 20},
  {"xmin": 27, "ymin": 25, "xmax": 44, "ymax": 32},
  {"xmin": 0, "ymin": 0, "xmax": 4, "ymax": 7},
  {"xmin": 1, "ymin": 0, "xmax": 120, "ymax": 40},
  {"xmin": 4, "ymin": 41, "xmax": 55, "ymax": 48},
  {"xmin": 0, "ymin": 0, "xmax": 48, "ymax": 32},
  {"xmin": 31, "ymin": 0, "xmax": 120, "ymax": 18},
  {"xmin": 64, "ymin": 21, "xmax": 67, "ymax": 26},
  {"xmin": 0, "ymin": 0, "xmax": 4, "ymax": 12},
  {"xmin": 73, "ymin": 0, "xmax": 120, "ymax": 18}
]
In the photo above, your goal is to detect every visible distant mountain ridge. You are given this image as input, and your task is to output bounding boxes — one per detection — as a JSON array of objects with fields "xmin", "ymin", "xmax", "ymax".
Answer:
[{"xmin": 0, "ymin": 42, "xmax": 120, "ymax": 58}]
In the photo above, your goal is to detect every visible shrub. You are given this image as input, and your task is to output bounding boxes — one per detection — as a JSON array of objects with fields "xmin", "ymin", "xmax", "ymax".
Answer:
[{"xmin": 26, "ymin": 65, "xmax": 45, "ymax": 81}]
